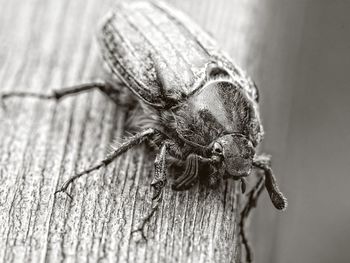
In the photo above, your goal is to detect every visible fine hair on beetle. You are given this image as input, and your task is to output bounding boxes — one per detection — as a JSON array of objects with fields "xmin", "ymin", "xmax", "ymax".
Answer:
[{"xmin": 0, "ymin": 1, "xmax": 287, "ymax": 261}]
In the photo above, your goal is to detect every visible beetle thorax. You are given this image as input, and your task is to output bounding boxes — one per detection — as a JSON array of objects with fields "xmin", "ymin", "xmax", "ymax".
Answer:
[{"xmin": 172, "ymin": 80, "xmax": 263, "ymax": 149}]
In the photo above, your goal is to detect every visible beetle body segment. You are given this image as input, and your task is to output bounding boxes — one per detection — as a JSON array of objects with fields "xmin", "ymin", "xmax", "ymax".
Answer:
[
  {"xmin": 0, "ymin": 0, "xmax": 287, "ymax": 255},
  {"xmin": 98, "ymin": 1, "xmax": 259, "ymax": 109},
  {"xmin": 97, "ymin": 2, "xmax": 264, "ymax": 180}
]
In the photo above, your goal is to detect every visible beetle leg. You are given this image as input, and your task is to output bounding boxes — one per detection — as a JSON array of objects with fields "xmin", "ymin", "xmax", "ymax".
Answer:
[
  {"xmin": 240, "ymin": 177, "xmax": 247, "ymax": 193},
  {"xmin": 253, "ymin": 154, "xmax": 288, "ymax": 210},
  {"xmin": 172, "ymin": 154, "xmax": 199, "ymax": 191},
  {"xmin": 131, "ymin": 142, "xmax": 169, "ymax": 240},
  {"xmin": 54, "ymin": 128, "xmax": 157, "ymax": 199},
  {"xmin": 151, "ymin": 143, "xmax": 169, "ymax": 200},
  {"xmin": 166, "ymin": 155, "xmax": 185, "ymax": 168},
  {"xmin": 239, "ymin": 155, "xmax": 287, "ymax": 261},
  {"xmin": 0, "ymin": 81, "xmax": 132, "ymax": 110},
  {"xmin": 239, "ymin": 176, "xmax": 265, "ymax": 263}
]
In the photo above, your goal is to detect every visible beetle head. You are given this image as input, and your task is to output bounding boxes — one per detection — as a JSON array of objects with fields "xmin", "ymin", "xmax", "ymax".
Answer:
[{"xmin": 210, "ymin": 134, "xmax": 255, "ymax": 178}]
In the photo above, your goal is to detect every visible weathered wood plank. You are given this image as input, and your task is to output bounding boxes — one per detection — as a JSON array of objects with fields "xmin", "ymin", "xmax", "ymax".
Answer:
[{"xmin": 0, "ymin": 0, "xmax": 274, "ymax": 262}]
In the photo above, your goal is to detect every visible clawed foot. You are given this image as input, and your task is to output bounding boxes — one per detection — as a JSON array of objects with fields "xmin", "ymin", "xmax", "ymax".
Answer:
[
  {"xmin": 131, "ymin": 207, "xmax": 158, "ymax": 242},
  {"xmin": 0, "ymin": 91, "xmax": 53, "ymax": 115},
  {"xmin": 54, "ymin": 182, "xmax": 73, "ymax": 200},
  {"xmin": 0, "ymin": 91, "xmax": 54, "ymax": 111},
  {"xmin": 131, "ymin": 186, "xmax": 162, "ymax": 242}
]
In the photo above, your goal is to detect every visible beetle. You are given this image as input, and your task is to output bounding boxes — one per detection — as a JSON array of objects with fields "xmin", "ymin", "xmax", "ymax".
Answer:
[{"xmin": 1, "ymin": 0, "xmax": 287, "ymax": 244}]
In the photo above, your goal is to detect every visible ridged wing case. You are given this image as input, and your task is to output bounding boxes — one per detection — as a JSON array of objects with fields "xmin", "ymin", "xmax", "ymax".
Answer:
[{"xmin": 98, "ymin": 1, "xmax": 257, "ymax": 108}]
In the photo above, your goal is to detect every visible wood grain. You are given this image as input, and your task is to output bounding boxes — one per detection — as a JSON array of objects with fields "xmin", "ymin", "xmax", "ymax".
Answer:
[{"xmin": 0, "ymin": 0, "xmax": 274, "ymax": 262}]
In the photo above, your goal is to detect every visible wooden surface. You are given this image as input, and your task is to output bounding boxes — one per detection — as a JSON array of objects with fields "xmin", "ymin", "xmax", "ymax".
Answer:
[
  {"xmin": 6, "ymin": 0, "xmax": 341, "ymax": 262},
  {"xmin": 1, "ymin": 1, "xmax": 345, "ymax": 263},
  {"xmin": 0, "ymin": 0, "xmax": 271, "ymax": 262}
]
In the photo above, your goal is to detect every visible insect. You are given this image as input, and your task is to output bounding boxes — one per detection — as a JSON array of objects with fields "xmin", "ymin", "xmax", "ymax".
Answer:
[{"xmin": 1, "ymin": 0, "xmax": 287, "ymax": 255}]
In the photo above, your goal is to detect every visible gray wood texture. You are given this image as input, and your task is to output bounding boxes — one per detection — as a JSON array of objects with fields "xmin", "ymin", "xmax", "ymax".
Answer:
[{"xmin": 0, "ymin": 0, "xmax": 297, "ymax": 262}]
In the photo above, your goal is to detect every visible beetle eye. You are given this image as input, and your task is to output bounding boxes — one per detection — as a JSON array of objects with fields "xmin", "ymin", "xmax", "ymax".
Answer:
[{"xmin": 212, "ymin": 142, "xmax": 223, "ymax": 154}]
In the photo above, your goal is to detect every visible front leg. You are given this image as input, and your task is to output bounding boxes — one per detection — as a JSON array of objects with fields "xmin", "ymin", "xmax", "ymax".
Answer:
[
  {"xmin": 172, "ymin": 154, "xmax": 199, "ymax": 191},
  {"xmin": 253, "ymin": 154, "xmax": 288, "ymax": 210},
  {"xmin": 240, "ymin": 154, "xmax": 287, "ymax": 262},
  {"xmin": 132, "ymin": 142, "xmax": 169, "ymax": 239},
  {"xmin": 172, "ymin": 154, "xmax": 214, "ymax": 191}
]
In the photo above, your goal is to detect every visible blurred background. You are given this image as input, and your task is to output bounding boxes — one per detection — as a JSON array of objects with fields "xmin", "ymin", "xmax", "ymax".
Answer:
[
  {"xmin": 0, "ymin": 0, "xmax": 349, "ymax": 262},
  {"xmin": 235, "ymin": 1, "xmax": 350, "ymax": 263},
  {"xmin": 167, "ymin": 0, "xmax": 350, "ymax": 262}
]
